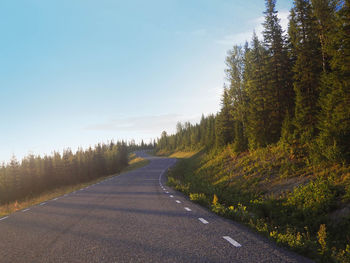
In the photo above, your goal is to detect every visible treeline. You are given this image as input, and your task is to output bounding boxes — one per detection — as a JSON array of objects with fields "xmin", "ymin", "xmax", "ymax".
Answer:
[
  {"xmin": 158, "ymin": 0, "xmax": 350, "ymax": 164},
  {"xmin": 128, "ymin": 139, "xmax": 156, "ymax": 152},
  {"xmin": 0, "ymin": 141, "xmax": 128, "ymax": 204},
  {"xmin": 157, "ymin": 115, "xmax": 216, "ymax": 151}
]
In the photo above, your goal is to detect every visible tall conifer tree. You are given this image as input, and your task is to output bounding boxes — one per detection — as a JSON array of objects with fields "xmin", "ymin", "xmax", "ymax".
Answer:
[
  {"xmin": 216, "ymin": 86, "xmax": 235, "ymax": 147},
  {"xmin": 263, "ymin": 0, "xmax": 294, "ymax": 143},
  {"xmin": 317, "ymin": 0, "xmax": 350, "ymax": 162},
  {"xmin": 245, "ymin": 33, "xmax": 271, "ymax": 148},
  {"xmin": 311, "ymin": 0, "xmax": 338, "ymax": 72},
  {"xmin": 225, "ymin": 45, "xmax": 248, "ymax": 151},
  {"xmin": 289, "ymin": 0, "xmax": 323, "ymax": 144}
]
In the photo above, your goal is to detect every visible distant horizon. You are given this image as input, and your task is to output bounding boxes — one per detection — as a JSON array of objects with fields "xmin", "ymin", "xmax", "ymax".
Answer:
[{"xmin": 0, "ymin": 0, "xmax": 293, "ymax": 162}]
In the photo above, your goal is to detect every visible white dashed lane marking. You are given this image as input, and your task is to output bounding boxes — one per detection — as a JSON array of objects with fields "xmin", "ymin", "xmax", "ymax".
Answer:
[
  {"xmin": 0, "ymin": 216, "xmax": 8, "ymax": 221},
  {"xmin": 184, "ymin": 207, "xmax": 192, "ymax": 211},
  {"xmin": 175, "ymin": 200, "xmax": 181, "ymax": 204},
  {"xmin": 198, "ymin": 218, "xmax": 209, "ymax": 224},
  {"xmin": 169, "ymin": 195, "xmax": 174, "ymax": 198},
  {"xmin": 223, "ymin": 236, "xmax": 242, "ymax": 247}
]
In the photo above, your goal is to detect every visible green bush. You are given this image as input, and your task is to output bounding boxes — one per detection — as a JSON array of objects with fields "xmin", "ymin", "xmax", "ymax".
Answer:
[
  {"xmin": 285, "ymin": 178, "xmax": 337, "ymax": 217},
  {"xmin": 189, "ymin": 193, "xmax": 209, "ymax": 206}
]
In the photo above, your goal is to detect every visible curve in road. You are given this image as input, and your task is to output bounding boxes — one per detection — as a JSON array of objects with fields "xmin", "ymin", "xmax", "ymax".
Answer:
[{"xmin": 0, "ymin": 151, "xmax": 312, "ymax": 263}]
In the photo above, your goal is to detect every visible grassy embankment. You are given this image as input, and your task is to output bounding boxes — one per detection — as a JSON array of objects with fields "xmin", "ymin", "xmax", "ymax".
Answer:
[
  {"xmin": 160, "ymin": 146, "xmax": 350, "ymax": 262},
  {"xmin": 0, "ymin": 153, "xmax": 149, "ymax": 217}
]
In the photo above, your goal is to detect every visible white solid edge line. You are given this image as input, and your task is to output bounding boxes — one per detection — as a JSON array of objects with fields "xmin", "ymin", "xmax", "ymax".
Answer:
[
  {"xmin": 22, "ymin": 208, "xmax": 30, "ymax": 212},
  {"xmin": 175, "ymin": 200, "xmax": 181, "ymax": 203},
  {"xmin": 223, "ymin": 236, "xmax": 242, "ymax": 247},
  {"xmin": 0, "ymin": 216, "xmax": 9, "ymax": 221},
  {"xmin": 184, "ymin": 207, "xmax": 192, "ymax": 211},
  {"xmin": 39, "ymin": 202, "xmax": 46, "ymax": 206},
  {"xmin": 53, "ymin": 198, "xmax": 58, "ymax": 201},
  {"xmin": 198, "ymin": 218, "xmax": 209, "ymax": 224}
]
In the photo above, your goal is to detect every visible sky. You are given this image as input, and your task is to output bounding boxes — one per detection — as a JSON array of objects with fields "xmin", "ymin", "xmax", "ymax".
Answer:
[{"xmin": 0, "ymin": 0, "xmax": 293, "ymax": 162}]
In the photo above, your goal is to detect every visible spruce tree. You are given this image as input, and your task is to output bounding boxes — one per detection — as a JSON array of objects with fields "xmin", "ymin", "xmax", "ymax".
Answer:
[
  {"xmin": 311, "ymin": 0, "xmax": 338, "ymax": 72},
  {"xmin": 216, "ymin": 86, "xmax": 235, "ymax": 147},
  {"xmin": 263, "ymin": 0, "xmax": 294, "ymax": 142},
  {"xmin": 289, "ymin": 0, "xmax": 323, "ymax": 145},
  {"xmin": 317, "ymin": 0, "xmax": 350, "ymax": 162},
  {"xmin": 245, "ymin": 33, "xmax": 271, "ymax": 149},
  {"xmin": 225, "ymin": 45, "xmax": 248, "ymax": 151}
]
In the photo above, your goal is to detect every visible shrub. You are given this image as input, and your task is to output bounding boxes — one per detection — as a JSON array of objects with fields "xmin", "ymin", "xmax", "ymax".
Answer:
[
  {"xmin": 189, "ymin": 193, "xmax": 209, "ymax": 206},
  {"xmin": 285, "ymin": 178, "xmax": 337, "ymax": 217},
  {"xmin": 317, "ymin": 224, "xmax": 327, "ymax": 255}
]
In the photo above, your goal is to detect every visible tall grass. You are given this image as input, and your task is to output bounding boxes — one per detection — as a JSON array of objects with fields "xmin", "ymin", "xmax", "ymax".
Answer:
[{"xmin": 165, "ymin": 145, "xmax": 350, "ymax": 262}]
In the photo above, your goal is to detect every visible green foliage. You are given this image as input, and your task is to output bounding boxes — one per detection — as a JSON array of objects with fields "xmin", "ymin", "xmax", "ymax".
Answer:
[
  {"xmin": 189, "ymin": 193, "xmax": 209, "ymax": 206},
  {"xmin": 164, "ymin": 144, "xmax": 350, "ymax": 262},
  {"xmin": 0, "ymin": 141, "xmax": 129, "ymax": 205},
  {"xmin": 245, "ymin": 34, "xmax": 273, "ymax": 149},
  {"xmin": 270, "ymin": 228, "xmax": 307, "ymax": 250},
  {"xmin": 317, "ymin": 224, "xmax": 327, "ymax": 254},
  {"xmin": 157, "ymin": 1, "xmax": 350, "ymax": 261},
  {"xmin": 156, "ymin": 0, "xmax": 350, "ymax": 164},
  {"xmin": 316, "ymin": 0, "xmax": 350, "ymax": 163},
  {"xmin": 285, "ymin": 178, "xmax": 337, "ymax": 216},
  {"xmin": 156, "ymin": 115, "xmax": 216, "ymax": 152},
  {"xmin": 263, "ymin": 0, "xmax": 294, "ymax": 142},
  {"xmin": 290, "ymin": 0, "xmax": 323, "ymax": 144},
  {"xmin": 216, "ymin": 87, "xmax": 235, "ymax": 147},
  {"xmin": 332, "ymin": 244, "xmax": 350, "ymax": 263}
]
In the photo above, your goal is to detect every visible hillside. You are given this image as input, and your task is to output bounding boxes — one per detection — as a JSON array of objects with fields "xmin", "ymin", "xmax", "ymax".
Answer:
[
  {"xmin": 155, "ymin": 1, "xmax": 350, "ymax": 261},
  {"xmin": 161, "ymin": 146, "xmax": 350, "ymax": 262}
]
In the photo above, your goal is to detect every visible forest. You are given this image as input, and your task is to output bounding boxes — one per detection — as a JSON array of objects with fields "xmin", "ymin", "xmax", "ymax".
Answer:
[
  {"xmin": 157, "ymin": 0, "xmax": 350, "ymax": 262},
  {"xmin": 158, "ymin": 0, "xmax": 349, "ymax": 163},
  {"xmin": 0, "ymin": 141, "xmax": 129, "ymax": 205}
]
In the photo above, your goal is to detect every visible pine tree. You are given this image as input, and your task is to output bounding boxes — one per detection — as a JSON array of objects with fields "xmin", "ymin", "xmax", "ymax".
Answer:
[
  {"xmin": 263, "ymin": 0, "xmax": 294, "ymax": 142},
  {"xmin": 311, "ymin": 0, "xmax": 338, "ymax": 72},
  {"xmin": 216, "ymin": 86, "xmax": 235, "ymax": 147},
  {"xmin": 225, "ymin": 45, "xmax": 248, "ymax": 151},
  {"xmin": 289, "ymin": 0, "xmax": 323, "ymax": 144},
  {"xmin": 245, "ymin": 33, "xmax": 271, "ymax": 149},
  {"xmin": 316, "ymin": 0, "xmax": 350, "ymax": 162}
]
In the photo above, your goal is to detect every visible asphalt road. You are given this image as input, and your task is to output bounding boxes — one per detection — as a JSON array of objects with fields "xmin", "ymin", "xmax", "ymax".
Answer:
[{"xmin": 0, "ymin": 151, "xmax": 313, "ymax": 263}]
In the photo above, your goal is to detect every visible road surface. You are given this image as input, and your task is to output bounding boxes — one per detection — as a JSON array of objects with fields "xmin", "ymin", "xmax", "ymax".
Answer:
[{"xmin": 0, "ymin": 151, "xmax": 312, "ymax": 262}]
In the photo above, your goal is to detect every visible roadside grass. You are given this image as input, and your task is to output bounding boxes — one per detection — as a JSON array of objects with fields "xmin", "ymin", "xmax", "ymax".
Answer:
[
  {"xmin": 169, "ymin": 151, "xmax": 198, "ymax": 158},
  {"xmin": 163, "ymin": 146, "xmax": 350, "ymax": 263},
  {"xmin": 156, "ymin": 149, "xmax": 198, "ymax": 159},
  {"xmin": 0, "ymin": 153, "xmax": 149, "ymax": 218},
  {"xmin": 125, "ymin": 153, "xmax": 150, "ymax": 171}
]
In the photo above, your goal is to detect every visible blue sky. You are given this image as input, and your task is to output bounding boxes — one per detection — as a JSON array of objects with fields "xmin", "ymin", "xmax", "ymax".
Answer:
[{"xmin": 0, "ymin": 0, "xmax": 293, "ymax": 162}]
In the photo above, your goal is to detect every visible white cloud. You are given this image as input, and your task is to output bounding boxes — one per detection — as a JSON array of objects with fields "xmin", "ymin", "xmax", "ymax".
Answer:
[
  {"xmin": 215, "ymin": 16, "xmax": 263, "ymax": 46},
  {"xmin": 216, "ymin": 10, "xmax": 290, "ymax": 46},
  {"xmin": 278, "ymin": 11, "xmax": 290, "ymax": 32},
  {"xmin": 215, "ymin": 31, "xmax": 255, "ymax": 46}
]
